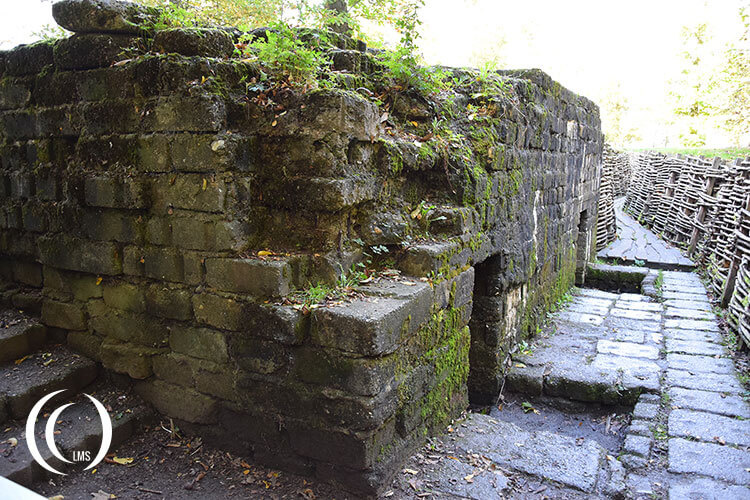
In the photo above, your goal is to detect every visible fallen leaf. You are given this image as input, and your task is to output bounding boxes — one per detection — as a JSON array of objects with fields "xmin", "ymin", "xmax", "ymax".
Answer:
[
  {"xmin": 6, "ymin": 438, "xmax": 17, "ymax": 447},
  {"xmin": 202, "ymin": 178, "xmax": 207, "ymax": 191},
  {"xmin": 271, "ymin": 120, "xmax": 278, "ymax": 127},
  {"xmin": 257, "ymin": 250, "xmax": 273, "ymax": 257},
  {"xmin": 403, "ymin": 468, "xmax": 418, "ymax": 475},
  {"xmin": 14, "ymin": 355, "xmax": 29, "ymax": 365},
  {"xmin": 464, "ymin": 474, "xmax": 474, "ymax": 483},
  {"xmin": 96, "ymin": 277, "xmax": 103, "ymax": 285},
  {"xmin": 112, "ymin": 457, "xmax": 134, "ymax": 465}
]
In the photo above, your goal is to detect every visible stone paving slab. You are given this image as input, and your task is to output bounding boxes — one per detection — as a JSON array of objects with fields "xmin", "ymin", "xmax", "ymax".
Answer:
[
  {"xmin": 664, "ymin": 327, "xmax": 723, "ymax": 343},
  {"xmin": 454, "ymin": 414, "xmax": 610, "ymax": 493},
  {"xmin": 614, "ymin": 301, "xmax": 661, "ymax": 311},
  {"xmin": 669, "ymin": 478, "xmax": 750, "ymax": 500},
  {"xmin": 669, "ymin": 408, "xmax": 750, "ymax": 447},
  {"xmin": 668, "ymin": 387, "xmax": 750, "ymax": 418},
  {"xmin": 668, "ymin": 438, "xmax": 750, "ymax": 484},
  {"xmin": 663, "ymin": 299, "xmax": 712, "ymax": 310},
  {"xmin": 664, "ymin": 318, "xmax": 719, "ymax": 331},
  {"xmin": 661, "ymin": 290, "xmax": 710, "ymax": 301},
  {"xmin": 610, "ymin": 308, "xmax": 661, "ymax": 321},
  {"xmin": 598, "ymin": 198, "xmax": 696, "ymax": 270},
  {"xmin": 665, "ymin": 338, "xmax": 726, "ymax": 356},
  {"xmin": 667, "ymin": 369, "xmax": 745, "ymax": 394},
  {"xmin": 596, "ymin": 340, "xmax": 659, "ymax": 359},
  {"xmin": 666, "ymin": 353, "xmax": 735, "ymax": 374},
  {"xmin": 664, "ymin": 307, "xmax": 715, "ymax": 320}
]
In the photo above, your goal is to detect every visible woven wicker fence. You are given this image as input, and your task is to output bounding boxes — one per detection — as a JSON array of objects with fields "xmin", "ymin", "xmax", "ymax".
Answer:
[
  {"xmin": 596, "ymin": 144, "xmax": 632, "ymax": 251},
  {"xmin": 624, "ymin": 150, "xmax": 750, "ymax": 347}
]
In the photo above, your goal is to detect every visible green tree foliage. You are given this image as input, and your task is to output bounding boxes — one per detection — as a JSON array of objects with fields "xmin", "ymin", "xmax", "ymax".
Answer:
[{"xmin": 719, "ymin": 5, "xmax": 749, "ymax": 145}]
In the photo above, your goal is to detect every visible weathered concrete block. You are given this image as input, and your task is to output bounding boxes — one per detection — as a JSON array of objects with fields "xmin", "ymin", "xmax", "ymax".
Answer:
[
  {"xmin": 4, "ymin": 42, "xmax": 54, "ymax": 76},
  {"xmin": 89, "ymin": 303, "xmax": 167, "ymax": 347},
  {"xmin": 169, "ymin": 325, "xmax": 228, "ymax": 364},
  {"xmin": 100, "ymin": 339, "xmax": 158, "ymax": 379},
  {"xmin": 192, "ymin": 293, "xmax": 244, "ymax": 331},
  {"xmin": 205, "ymin": 258, "xmax": 291, "ymax": 297},
  {"xmin": 153, "ymin": 28, "xmax": 234, "ymax": 58},
  {"xmin": 135, "ymin": 379, "xmax": 218, "ymax": 424},
  {"xmin": 123, "ymin": 245, "xmax": 184, "ymax": 282},
  {"xmin": 102, "ymin": 281, "xmax": 145, "ymax": 312},
  {"xmin": 54, "ymin": 33, "xmax": 142, "ymax": 70},
  {"xmin": 38, "ymin": 235, "xmax": 122, "ymax": 275},
  {"xmin": 151, "ymin": 96, "xmax": 226, "ymax": 132},
  {"xmin": 84, "ymin": 176, "xmax": 148, "ymax": 209},
  {"xmin": 145, "ymin": 284, "xmax": 192, "ymax": 320},
  {"xmin": 52, "ymin": 0, "xmax": 159, "ymax": 34},
  {"xmin": 67, "ymin": 330, "xmax": 103, "ymax": 361},
  {"xmin": 41, "ymin": 299, "xmax": 86, "ymax": 330},
  {"xmin": 151, "ymin": 174, "xmax": 226, "ymax": 213},
  {"xmin": 0, "ymin": 81, "xmax": 31, "ymax": 110}
]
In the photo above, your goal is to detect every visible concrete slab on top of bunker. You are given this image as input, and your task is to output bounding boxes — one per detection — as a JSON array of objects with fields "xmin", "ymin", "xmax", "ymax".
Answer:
[{"xmin": 599, "ymin": 198, "xmax": 695, "ymax": 271}]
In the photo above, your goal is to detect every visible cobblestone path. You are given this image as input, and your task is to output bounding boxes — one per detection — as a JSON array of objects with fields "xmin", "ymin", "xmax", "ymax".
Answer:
[
  {"xmin": 599, "ymin": 198, "xmax": 695, "ymax": 270},
  {"xmin": 392, "ymin": 271, "xmax": 750, "ymax": 499}
]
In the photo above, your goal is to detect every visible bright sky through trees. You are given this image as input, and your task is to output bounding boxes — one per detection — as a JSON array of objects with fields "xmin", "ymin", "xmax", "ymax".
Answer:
[{"xmin": 1, "ymin": 0, "xmax": 747, "ymax": 148}]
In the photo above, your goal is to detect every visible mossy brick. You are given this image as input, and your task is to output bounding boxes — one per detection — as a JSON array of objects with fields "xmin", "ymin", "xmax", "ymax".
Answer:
[
  {"xmin": 262, "ymin": 177, "xmax": 378, "ymax": 212},
  {"xmin": 243, "ymin": 303, "xmax": 308, "ymax": 345},
  {"xmin": 169, "ymin": 133, "xmax": 249, "ymax": 173},
  {"xmin": 44, "ymin": 268, "xmax": 103, "ymax": 301},
  {"xmin": 9, "ymin": 172, "xmax": 33, "ymax": 199},
  {"xmin": 145, "ymin": 217, "xmax": 171, "ymax": 246},
  {"xmin": 20, "ymin": 202, "xmax": 48, "ymax": 232},
  {"xmin": 137, "ymin": 134, "xmax": 170, "ymax": 172},
  {"xmin": 205, "ymin": 258, "xmax": 291, "ymax": 297},
  {"xmin": 231, "ymin": 337, "xmax": 288, "ymax": 375},
  {"xmin": 291, "ymin": 346, "xmax": 395, "ymax": 397},
  {"xmin": 192, "ymin": 293, "xmax": 244, "ymax": 331},
  {"xmin": 67, "ymin": 330, "xmax": 103, "ymax": 361},
  {"xmin": 102, "ymin": 281, "xmax": 145, "ymax": 312},
  {"xmin": 84, "ymin": 176, "xmax": 148, "ymax": 209},
  {"xmin": 36, "ymin": 105, "xmax": 86, "ymax": 137},
  {"xmin": 81, "ymin": 210, "xmax": 143, "ymax": 243},
  {"xmin": 35, "ymin": 174, "xmax": 61, "ymax": 201},
  {"xmin": 89, "ymin": 306, "xmax": 167, "ymax": 347},
  {"xmin": 12, "ymin": 261, "xmax": 42, "ymax": 287},
  {"xmin": 151, "ymin": 174, "xmax": 226, "ymax": 213},
  {"xmin": 53, "ymin": 34, "xmax": 143, "ymax": 70},
  {"xmin": 153, "ymin": 28, "xmax": 234, "ymax": 58},
  {"xmin": 195, "ymin": 362, "xmax": 237, "ymax": 401},
  {"xmin": 38, "ymin": 235, "xmax": 122, "ymax": 275},
  {"xmin": 5, "ymin": 42, "xmax": 54, "ymax": 76},
  {"xmin": 152, "ymin": 352, "xmax": 194, "ymax": 388},
  {"xmin": 123, "ymin": 246, "xmax": 184, "ymax": 282},
  {"xmin": 0, "ymin": 110, "xmax": 37, "ymax": 139},
  {"xmin": 311, "ymin": 292, "xmax": 431, "ymax": 356},
  {"xmin": 52, "ymin": 0, "xmax": 160, "ymax": 34},
  {"xmin": 215, "ymin": 220, "xmax": 250, "ymax": 252},
  {"xmin": 171, "ymin": 217, "xmax": 215, "ymax": 250},
  {"xmin": 134, "ymin": 379, "xmax": 218, "ymax": 424},
  {"xmin": 169, "ymin": 325, "xmax": 228, "ymax": 364},
  {"xmin": 286, "ymin": 420, "xmax": 390, "ymax": 470},
  {"xmin": 270, "ymin": 89, "xmax": 380, "ymax": 141},
  {"xmin": 182, "ymin": 251, "xmax": 205, "ymax": 285},
  {"xmin": 0, "ymin": 81, "xmax": 31, "ymax": 110},
  {"xmin": 81, "ymin": 100, "xmax": 141, "ymax": 135},
  {"xmin": 151, "ymin": 96, "xmax": 226, "ymax": 132},
  {"xmin": 100, "ymin": 339, "xmax": 159, "ymax": 379},
  {"xmin": 145, "ymin": 284, "xmax": 192, "ymax": 320},
  {"xmin": 41, "ymin": 299, "xmax": 86, "ymax": 330}
]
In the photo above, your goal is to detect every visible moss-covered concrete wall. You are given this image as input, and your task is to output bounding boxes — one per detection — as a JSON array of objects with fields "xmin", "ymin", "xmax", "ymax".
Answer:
[{"xmin": 0, "ymin": 1, "xmax": 601, "ymax": 494}]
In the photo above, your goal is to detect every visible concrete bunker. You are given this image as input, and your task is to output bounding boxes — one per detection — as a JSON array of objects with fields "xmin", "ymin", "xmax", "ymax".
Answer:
[{"xmin": 0, "ymin": 2, "xmax": 603, "ymax": 495}]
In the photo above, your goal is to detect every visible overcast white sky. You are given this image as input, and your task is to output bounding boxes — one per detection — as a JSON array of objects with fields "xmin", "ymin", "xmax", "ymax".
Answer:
[{"xmin": 1, "ymin": 0, "xmax": 746, "ymax": 146}]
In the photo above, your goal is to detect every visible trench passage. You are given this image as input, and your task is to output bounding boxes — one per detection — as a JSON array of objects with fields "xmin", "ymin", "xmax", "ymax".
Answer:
[{"xmin": 391, "ymin": 202, "xmax": 750, "ymax": 498}]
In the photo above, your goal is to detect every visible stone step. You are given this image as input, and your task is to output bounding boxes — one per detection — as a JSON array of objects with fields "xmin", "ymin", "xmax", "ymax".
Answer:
[
  {"xmin": 0, "ymin": 345, "xmax": 98, "ymax": 424},
  {"xmin": 0, "ymin": 310, "xmax": 47, "ymax": 364},
  {"xmin": 0, "ymin": 381, "xmax": 152, "ymax": 487}
]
